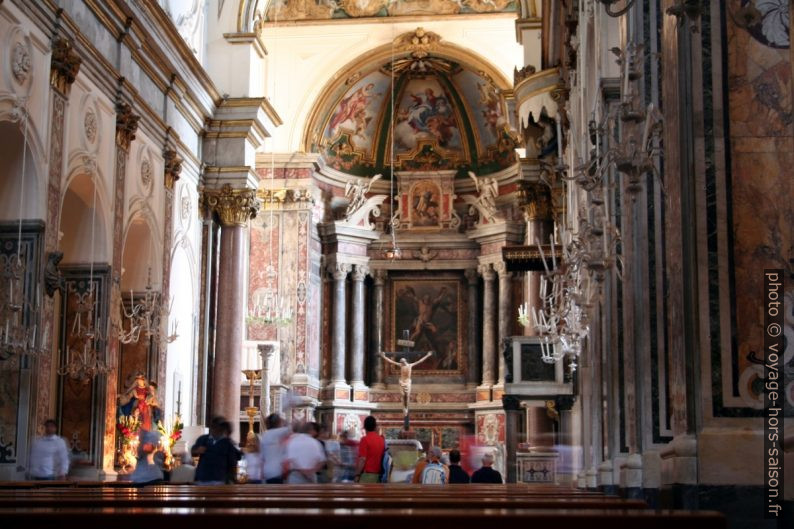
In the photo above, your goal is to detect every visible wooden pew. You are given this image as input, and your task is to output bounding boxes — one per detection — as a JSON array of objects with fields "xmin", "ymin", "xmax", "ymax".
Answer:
[{"xmin": 0, "ymin": 506, "xmax": 728, "ymax": 529}]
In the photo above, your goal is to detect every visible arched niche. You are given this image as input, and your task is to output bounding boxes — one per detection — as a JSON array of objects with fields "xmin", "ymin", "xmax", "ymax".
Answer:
[
  {"xmin": 121, "ymin": 216, "xmax": 159, "ymax": 292},
  {"xmin": 0, "ymin": 121, "xmax": 44, "ymax": 221},
  {"xmin": 59, "ymin": 172, "xmax": 110, "ymax": 265}
]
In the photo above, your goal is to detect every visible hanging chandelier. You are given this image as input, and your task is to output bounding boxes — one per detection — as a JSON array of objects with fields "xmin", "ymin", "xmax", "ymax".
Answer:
[
  {"xmin": 58, "ymin": 166, "xmax": 109, "ymax": 383},
  {"xmin": 0, "ymin": 104, "xmax": 45, "ymax": 367},
  {"xmin": 247, "ymin": 14, "xmax": 292, "ymax": 327},
  {"xmin": 59, "ymin": 280, "xmax": 108, "ymax": 384},
  {"xmin": 118, "ymin": 268, "xmax": 178, "ymax": 346}
]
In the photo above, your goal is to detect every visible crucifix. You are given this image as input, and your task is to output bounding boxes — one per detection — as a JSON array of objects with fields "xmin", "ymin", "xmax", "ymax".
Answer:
[{"xmin": 380, "ymin": 330, "xmax": 433, "ymax": 431}]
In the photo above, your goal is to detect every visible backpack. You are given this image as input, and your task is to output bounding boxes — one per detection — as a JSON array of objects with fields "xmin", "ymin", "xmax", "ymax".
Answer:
[
  {"xmin": 421, "ymin": 462, "xmax": 446, "ymax": 485},
  {"xmin": 380, "ymin": 448, "xmax": 392, "ymax": 483}
]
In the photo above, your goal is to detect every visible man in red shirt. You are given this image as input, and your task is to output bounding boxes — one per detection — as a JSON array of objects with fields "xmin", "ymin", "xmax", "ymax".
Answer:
[{"xmin": 355, "ymin": 416, "xmax": 385, "ymax": 483}]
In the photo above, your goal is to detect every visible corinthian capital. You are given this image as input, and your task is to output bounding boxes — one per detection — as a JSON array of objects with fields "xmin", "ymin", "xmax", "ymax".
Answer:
[
  {"xmin": 50, "ymin": 37, "xmax": 81, "ymax": 96},
  {"xmin": 201, "ymin": 184, "xmax": 260, "ymax": 227},
  {"xmin": 328, "ymin": 262, "xmax": 351, "ymax": 281},
  {"xmin": 478, "ymin": 263, "xmax": 496, "ymax": 281},
  {"xmin": 352, "ymin": 264, "xmax": 370, "ymax": 281}
]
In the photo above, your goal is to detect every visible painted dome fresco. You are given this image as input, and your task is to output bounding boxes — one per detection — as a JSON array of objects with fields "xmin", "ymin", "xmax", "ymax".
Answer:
[{"xmin": 307, "ymin": 33, "xmax": 518, "ymax": 178}]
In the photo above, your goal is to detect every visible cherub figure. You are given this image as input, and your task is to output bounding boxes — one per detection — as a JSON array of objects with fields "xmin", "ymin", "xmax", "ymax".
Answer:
[{"xmin": 343, "ymin": 173, "xmax": 381, "ymax": 220}]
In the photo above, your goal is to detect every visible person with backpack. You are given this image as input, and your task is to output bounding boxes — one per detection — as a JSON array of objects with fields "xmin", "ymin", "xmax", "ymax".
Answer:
[
  {"xmin": 420, "ymin": 446, "xmax": 449, "ymax": 485},
  {"xmin": 355, "ymin": 416, "xmax": 385, "ymax": 483}
]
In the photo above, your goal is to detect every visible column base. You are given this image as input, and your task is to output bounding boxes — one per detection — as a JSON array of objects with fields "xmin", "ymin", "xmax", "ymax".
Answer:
[
  {"xmin": 324, "ymin": 381, "xmax": 352, "ymax": 403},
  {"xmin": 350, "ymin": 381, "xmax": 370, "ymax": 402},
  {"xmin": 475, "ymin": 384, "xmax": 493, "ymax": 402},
  {"xmin": 491, "ymin": 383, "xmax": 505, "ymax": 401}
]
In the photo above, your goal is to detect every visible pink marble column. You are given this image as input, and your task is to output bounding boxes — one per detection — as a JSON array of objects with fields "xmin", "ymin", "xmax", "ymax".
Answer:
[
  {"xmin": 202, "ymin": 186, "xmax": 259, "ymax": 440},
  {"xmin": 479, "ymin": 263, "xmax": 496, "ymax": 387}
]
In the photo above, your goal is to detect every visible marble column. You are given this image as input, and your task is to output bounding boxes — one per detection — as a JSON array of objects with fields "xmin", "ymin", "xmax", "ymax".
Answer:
[
  {"xmin": 370, "ymin": 269, "xmax": 386, "ymax": 388},
  {"xmin": 495, "ymin": 261, "xmax": 512, "ymax": 387},
  {"xmin": 479, "ymin": 264, "xmax": 496, "ymax": 388},
  {"xmin": 350, "ymin": 264, "xmax": 368, "ymax": 389},
  {"xmin": 465, "ymin": 268, "xmax": 480, "ymax": 386},
  {"xmin": 202, "ymin": 186, "xmax": 259, "ymax": 438},
  {"xmin": 329, "ymin": 262, "xmax": 351, "ymax": 390},
  {"xmin": 258, "ymin": 342, "xmax": 276, "ymax": 418}
]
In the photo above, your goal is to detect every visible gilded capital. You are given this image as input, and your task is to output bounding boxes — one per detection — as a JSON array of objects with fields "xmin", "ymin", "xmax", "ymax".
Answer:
[
  {"xmin": 115, "ymin": 102, "xmax": 139, "ymax": 151},
  {"xmin": 50, "ymin": 37, "xmax": 81, "ymax": 96},
  {"xmin": 519, "ymin": 182, "xmax": 553, "ymax": 222},
  {"xmin": 163, "ymin": 148, "xmax": 182, "ymax": 190},
  {"xmin": 201, "ymin": 184, "xmax": 260, "ymax": 227}
]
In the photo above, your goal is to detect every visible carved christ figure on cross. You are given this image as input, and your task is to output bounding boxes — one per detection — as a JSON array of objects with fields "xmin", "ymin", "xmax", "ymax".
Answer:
[{"xmin": 380, "ymin": 351, "xmax": 433, "ymax": 414}]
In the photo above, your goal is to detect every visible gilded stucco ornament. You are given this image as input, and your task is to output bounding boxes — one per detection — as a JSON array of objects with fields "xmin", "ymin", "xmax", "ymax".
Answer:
[
  {"xmin": 50, "ymin": 37, "xmax": 81, "ymax": 95},
  {"xmin": 202, "ymin": 185, "xmax": 260, "ymax": 227}
]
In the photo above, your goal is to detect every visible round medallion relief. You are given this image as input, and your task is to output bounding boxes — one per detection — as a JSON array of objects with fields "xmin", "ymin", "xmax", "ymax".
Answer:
[
  {"xmin": 11, "ymin": 42, "xmax": 31, "ymax": 85},
  {"xmin": 84, "ymin": 111, "xmax": 97, "ymax": 144},
  {"xmin": 140, "ymin": 159, "xmax": 152, "ymax": 189}
]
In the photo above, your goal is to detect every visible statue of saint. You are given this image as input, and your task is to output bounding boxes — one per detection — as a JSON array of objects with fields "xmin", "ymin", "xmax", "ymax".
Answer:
[
  {"xmin": 379, "ymin": 351, "xmax": 433, "ymax": 414},
  {"xmin": 118, "ymin": 374, "xmax": 162, "ymax": 432}
]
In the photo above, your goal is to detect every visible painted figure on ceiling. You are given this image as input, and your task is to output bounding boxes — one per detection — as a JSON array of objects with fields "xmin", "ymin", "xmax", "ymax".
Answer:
[{"xmin": 329, "ymin": 83, "xmax": 377, "ymax": 139}]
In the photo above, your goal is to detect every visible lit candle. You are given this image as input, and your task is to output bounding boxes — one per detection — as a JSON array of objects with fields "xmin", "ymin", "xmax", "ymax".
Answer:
[
  {"xmin": 623, "ymin": 53, "xmax": 630, "ymax": 98},
  {"xmin": 555, "ymin": 113, "xmax": 563, "ymax": 159},
  {"xmin": 642, "ymin": 103, "xmax": 654, "ymax": 148}
]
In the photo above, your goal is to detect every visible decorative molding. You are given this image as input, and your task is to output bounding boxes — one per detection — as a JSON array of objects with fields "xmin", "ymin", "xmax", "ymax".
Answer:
[
  {"xmin": 201, "ymin": 184, "xmax": 260, "ymax": 227},
  {"xmin": 257, "ymin": 187, "xmax": 314, "ymax": 206},
  {"xmin": 49, "ymin": 37, "xmax": 81, "ymax": 96},
  {"xmin": 163, "ymin": 148, "xmax": 182, "ymax": 190},
  {"xmin": 114, "ymin": 102, "xmax": 139, "ymax": 151}
]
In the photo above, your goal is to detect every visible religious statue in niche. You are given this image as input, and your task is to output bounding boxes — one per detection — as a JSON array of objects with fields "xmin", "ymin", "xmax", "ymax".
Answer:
[
  {"xmin": 393, "ymin": 279, "xmax": 460, "ymax": 373},
  {"xmin": 118, "ymin": 373, "xmax": 162, "ymax": 432}
]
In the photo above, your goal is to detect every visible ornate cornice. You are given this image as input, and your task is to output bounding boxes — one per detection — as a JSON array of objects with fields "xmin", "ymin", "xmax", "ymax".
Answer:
[
  {"xmin": 115, "ymin": 102, "xmax": 139, "ymax": 150},
  {"xmin": 201, "ymin": 184, "xmax": 260, "ymax": 227},
  {"xmin": 163, "ymin": 148, "xmax": 182, "ymax": 190},
  {"xmin": 257, "ymin": 187, "xmax": 314, "ymax": 206}
]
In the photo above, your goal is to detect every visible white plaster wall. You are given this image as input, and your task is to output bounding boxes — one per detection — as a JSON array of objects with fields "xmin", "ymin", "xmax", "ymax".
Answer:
[
  {"xmin": 60, "ymin": 72, "xmax": 116, "ymax": 264},
  {"xmin": 164, "ymin": 161, "xmax": 202, "ymax": 426},
  {"xmin": 255, "ymin": 15, "xmax": 524, "ymax": 152},
  {"xmin": 0, "ymin": 1, "xmax": 52, "ymax": 221},
  {"xmin": 121, "ymin": 133, "xmax": 166, "ymax": 290}
]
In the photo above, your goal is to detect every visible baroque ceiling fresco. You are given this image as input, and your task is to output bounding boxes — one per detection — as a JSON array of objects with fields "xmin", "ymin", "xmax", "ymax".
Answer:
[
  {"xmin": 310, "ymin": 36, "xmax": 518, "ymax": 178},
  {"xmin": 266, "ymin": 0, "xmax": 517, "ymax": 21}
]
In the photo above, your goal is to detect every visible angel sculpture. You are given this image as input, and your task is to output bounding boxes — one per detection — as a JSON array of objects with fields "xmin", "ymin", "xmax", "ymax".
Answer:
[
  {"xmin": 344, "ymin": 173, "xmax": 381, "ymax": 220},
  {"xmin": 468, "ymin": 171, "xmax": 500, "ymax": 217}
]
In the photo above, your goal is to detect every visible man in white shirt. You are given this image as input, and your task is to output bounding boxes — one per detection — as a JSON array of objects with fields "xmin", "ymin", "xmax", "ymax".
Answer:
[
  {"xmin": 28, "ymin": 419, "xmax": 70, "ymax": 480},
  {"xmin": 284, "ymin": 421, "xmax": 326, "ymax": 484},
  {"xmin": 260, "ymin": 413, "xmax": 291, "ymax": 484}
]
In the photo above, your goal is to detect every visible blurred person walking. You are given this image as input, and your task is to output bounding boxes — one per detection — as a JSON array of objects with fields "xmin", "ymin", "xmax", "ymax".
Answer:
[
  {"xmin": 284, "ymin": 421, "xmax": 326, "ymax": 483},
  {"xmin": 28, "ymin": 419, "xmax": 69, "ymax": 480},
  {"xmin": 260, "ymin": 413, "xmax": 290, "ymax": 484}
]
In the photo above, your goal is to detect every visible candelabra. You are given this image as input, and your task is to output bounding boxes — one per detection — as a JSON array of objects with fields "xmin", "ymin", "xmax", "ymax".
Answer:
[
  {"xmin": 58, "ymin": 282, "xmax": 109, "ymax": 384},
  {"xmin": 118, "ymin": 269, "xmax": 179, "ymax": 347},
  {"xmin": 0, "ymin": 253, "xmax": 45, "ymax": 364},
  {"xmin": 242, "ymin": 369, "xmax": 262, "ymax": 442},
  {"xmin": 248, "ymin": 286, "xmax": 293, "ymax": 326}
]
